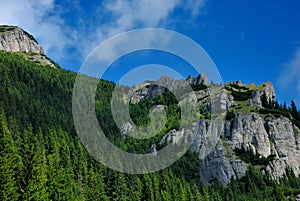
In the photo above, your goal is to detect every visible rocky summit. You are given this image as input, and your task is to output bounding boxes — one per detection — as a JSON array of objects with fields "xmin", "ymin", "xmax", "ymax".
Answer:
[
  {"xmin": 121, "ymin": 75, "xmax": 300, "ymax": 185},
  {"xmin": 0, "ymin": 25, "xmax": 57, "ymax": 68},
  {"xmin": 0, "ymin": 25, "xmax": 44, "ymax": 54}
]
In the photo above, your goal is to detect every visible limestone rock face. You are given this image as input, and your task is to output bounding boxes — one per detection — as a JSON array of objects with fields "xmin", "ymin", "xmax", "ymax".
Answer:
[
  {"xmin": 199, "ymin": 141, "xmax": 247, "ymax": 185},
  {"xmin": 149, "ymin": 144, "xmax": 157, "ymax": 156},
  {"xmin": 264, "ymin": 117, "xmax": 300, "ymax": 179},
  {"xmin": 121, "ymin": 75, "xmax": 300, "ymax": 186},
  {"xmin": 159, "ymin": 129, "xmax": 193, "ymax": 146},
  {"xmin": 157, "ymin": 110, "xmax": 300, "ymax": 185},
  {"xmin": 230, "ymin": 112, "xmax": 271, "ymax": 157},
  {"xmin": 126, "ymin": 74, "xmax": 209, "ymax": 103},
  {"xmin": 0, "ymin": 25, "xmax": 57, "ymax": 68},
  {"xmin": 0, "ymin": 26, "xmax": 44, "ymax": 54},
  {"xmin": 189, "ymin": 112, "xmax": 300, "ymax": 185},
  {"xmin": 190, "ymin": 119, "xmax": 247, "ymax": 185},
  {"xmin": 120, "ymin": 122, "xmax": 133, "ymax": 136},
  {"xmin": 208, "ymin": 88, "xmax": 234, "ymax": 114},
  {"xmin": 248, "ymin": 82, "xmax": 276, "ymax": 107},
  {"xmin": 187, "ymin": 73, "xmax": 209, "ymax": 85}
]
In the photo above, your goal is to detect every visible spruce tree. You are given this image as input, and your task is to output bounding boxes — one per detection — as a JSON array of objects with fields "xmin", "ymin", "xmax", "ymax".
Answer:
[{"xmin": 0, "ymin": 115, "xmax": 22, "ymax": 201}]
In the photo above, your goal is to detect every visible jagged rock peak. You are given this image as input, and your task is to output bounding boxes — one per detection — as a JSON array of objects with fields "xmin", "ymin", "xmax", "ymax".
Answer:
[
  {"xmin": 248, "ymin": 81, "xmax": 276, "ymax": 107},
  {"xmin": 187, "ymin": 73, "xmax": 209, "ymax": 85},
  {"xmin": 0, "ymin": 25, "xmax": 44, "ymax": 54}
]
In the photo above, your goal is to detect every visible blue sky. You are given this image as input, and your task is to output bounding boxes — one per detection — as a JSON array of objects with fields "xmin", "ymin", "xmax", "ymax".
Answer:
[{"xmin": 1, "ymin": 0, "xmax": 300, "ymax": 105}]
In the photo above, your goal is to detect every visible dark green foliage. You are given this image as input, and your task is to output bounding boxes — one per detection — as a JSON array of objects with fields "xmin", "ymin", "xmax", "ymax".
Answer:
[
  {"xmin": 234, "ymin": 147, "xmax": 276, "ymax": 166},
  {"xmin": 3, "ymin": 50, "xmax": 300, "ymax": 200},
  {"xmin": 225, "ymin": 83, "xmax": 254, "ymax": 101},
  {"xmin": 228, "ymin": 83, "xmax": 249, "ymax": 90},
  {"xmin": 169, "ymin": 151, "xmax": 200, "ymax": 183},
  {"xmin": 258, "ymin": 99, "xmax": 300, "ymax": 128},
  {"xmin": 288, "ymin": 101, "xmax": 300, "ymax": 128},
  {"xmin": 0, "ymin": 50, "xmax": 76, "ymax": 133},
  {"xmin": 231, "ymin": 90, "xmax": 253, "ymax": 101},
  {"xmin": 0, "ymin": 25, "xmax": 16, "ymax": 33},
  {"xmin": 225, "ymin": 109, "xmax": 235, "ymax": 121},
  {"xmin": 259, "ymin": 107, "xmax": 291, "ymax": 118},
  {"xmin": 0, "ymin": 115, "xmax": 22, "ymax": 201},
  {"xmin": 129, "ymin": 90, "xmax": 179, "ymax": 127}
]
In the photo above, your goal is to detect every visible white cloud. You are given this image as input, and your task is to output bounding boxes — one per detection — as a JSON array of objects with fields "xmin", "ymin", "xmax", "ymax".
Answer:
[
  {"xmin": 82, "ymin": 0, "xmax": 206, "ymax": 56},
  {"xmin": 0, "ymin": 0, "xmax": 206, "ymax": 68},
  {"xmin": 277, "ymin": 47, "xmax": 300, "ymax": 104},
  {"xmin": 183, "ymin": 0, "xmax": 206, "ymax": 17},
  {"xmin": 0, "ymin": 0, "xmax": 74, "ymax": 59}
]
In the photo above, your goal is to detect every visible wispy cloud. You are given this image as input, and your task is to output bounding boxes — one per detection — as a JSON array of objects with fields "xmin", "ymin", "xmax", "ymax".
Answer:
[
  {"xmin": 0, "ymin": 0, "xmax": 206, "ymax": 69},
  {"xmin": 277, "ymin": 46, "xmax": 300, "ymax": 104},
  {"xmin": 0, "ymin": 0, "xmax": 76, "ymax": 59}
]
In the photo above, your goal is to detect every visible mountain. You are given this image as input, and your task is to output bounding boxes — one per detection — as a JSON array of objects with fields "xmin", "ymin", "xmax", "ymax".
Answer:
[
  {"xmin": 0, "ymin": 25, "xmax": 57, "ymax": 68},
  {"xmin": 2, "ymin": 25, "xmax": 300, "ymax": 200},
  {"xmin": 124, "ymin": 76, "xmax": 300, "ymax": 185}
]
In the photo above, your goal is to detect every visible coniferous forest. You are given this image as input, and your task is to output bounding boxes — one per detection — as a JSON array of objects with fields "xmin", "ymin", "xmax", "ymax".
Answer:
[{"xmin": 2, "ymin": 50, "xmax": 300, "ymax": 200}]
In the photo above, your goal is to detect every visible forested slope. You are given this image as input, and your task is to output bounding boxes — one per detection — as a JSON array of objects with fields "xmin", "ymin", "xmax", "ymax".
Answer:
[{"xmin": 2, "ymin": 50, "xmax": 300, "ymax": 200}]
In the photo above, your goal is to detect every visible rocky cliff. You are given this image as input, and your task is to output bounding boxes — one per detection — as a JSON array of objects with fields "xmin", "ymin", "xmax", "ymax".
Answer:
[
  {"xmin": 122, "ymin": 75, "xmax": 300, "ymax": 185},
  {"xmin": 0, "ymin": 25, "xmax": 44, "ymax": 54},
  {"xmin": 0, "ymin": 25, "xmax": 57, "ymax": 68}
]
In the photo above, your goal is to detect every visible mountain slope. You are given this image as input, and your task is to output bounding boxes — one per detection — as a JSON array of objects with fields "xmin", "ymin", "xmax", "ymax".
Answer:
[
  {"xmin": 123, "ymin": 75, "xmax": 300, "ymax": 185},
  {"xmin": 0, "ymin": 25, "xmax": 57, "ymax": 68},
  {"xmin": 2, "ymin": 26, "xmax": 300, "ymax": 200}
]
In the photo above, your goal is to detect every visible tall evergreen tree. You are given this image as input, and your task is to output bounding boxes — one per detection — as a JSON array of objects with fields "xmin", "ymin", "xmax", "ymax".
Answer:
[
  {"xmin": 0, "ymin": 115, "xmax": 22, "ymax": 201},
  {"xmin": 291, "ymin": 100, "xmax": 300, "ymax": 121}
]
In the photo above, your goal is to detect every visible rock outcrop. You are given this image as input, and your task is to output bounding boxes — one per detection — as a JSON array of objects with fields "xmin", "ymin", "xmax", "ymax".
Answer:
[
  {"xmin": 188, "ymin": 111, "xmax": 300, "ymax": 185},
  {"xmin": 120, "ymin": 122, "xmax": 133, "ymax": 136},
  {"xmin": 265, "ymin": 117, "xmax": 300, "ymax": 179},
  {"xmin": 0, "ymin": 25, "xmax": 44, "ymax": 54},
  {"xmin": 121, "ymin": 70, "xmax": 300, "ymax": 185},
  {"xmin": 125, "ymin": 74, "xmax": 209, "ymax": 104},
  {"xmin": 187, "ymin": 73, "xmax": 209, "ymax": 85},
  {"xmin": 230, "ymin": 112, "xmax": 271, "ymax": 157},
  {"xmin": 0, "ymin": 25, "xmax": 57, "ymax": 68},
  {"xmin": 248, "ymin": 82, "xmax": 276, "ymax": 108}
]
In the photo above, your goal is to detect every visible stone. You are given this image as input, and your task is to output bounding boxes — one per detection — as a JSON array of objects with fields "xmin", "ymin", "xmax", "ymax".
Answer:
[
  {"xmin": 248, "ymin": 81, "xmax": 276, "ymax": 107},
  {"xmin": 121, "ymin": 76, "xmax": 300, "ymax": 185},
  {"xmin": 0, "ymin": 26, "xmax": 44, "ymax": 54},
  {"xmin": 149, "ymin": 144, "xmax": 157, "ymax": 156},
  {"xmin": 120, "ymin": 122, "xmax": 133, "ymax": 136}
]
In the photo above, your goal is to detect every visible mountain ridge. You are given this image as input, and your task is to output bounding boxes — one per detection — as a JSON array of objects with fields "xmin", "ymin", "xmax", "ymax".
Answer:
[
  {"xmin": 0, "ymin": 25, "xmax": 57, "ymax": 69},
  {"xmin": 121, "ymin": 72, "xmax": 300, "ymax": 185},
  {"xmin": 2, "ymin": 25, "xmax": 300, "ymax": 200},
  {"xmin": 2, "ymin": 24, "xmax": 299, "ymax": 185}
]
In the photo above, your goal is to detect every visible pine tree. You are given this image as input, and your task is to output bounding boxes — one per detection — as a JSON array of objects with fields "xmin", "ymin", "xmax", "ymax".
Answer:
[
  {"xmin": 86, "ymin": 166, "xmax": 109, "ymax": 201},
  {"xmin": 46, "ymin": 129, "xmax": 75, "ymax": 201},
  {"xmin": 19, "ymin": 128, "xmax": 49, "ymax": 200},
  {"xmin": 0, "ymin": 116, "xmax": 22, "ymax": 201},
  {"xmin": 291, "ymin": 101, "xmax": 300, "ymax": 121},
  {"xmin": 23, "ymin": 149, "xmax": 49, "ymax": 201}
]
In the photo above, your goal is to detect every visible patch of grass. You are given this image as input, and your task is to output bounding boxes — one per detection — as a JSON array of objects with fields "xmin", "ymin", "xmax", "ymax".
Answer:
[
  {"xmin": 14, "ymin": 52, "xmax": 58, "ymax": 68},
  {"xmin": 258, "ymin": 108, "xmax": 291, "ymax": 119},
  {"xmin": 245, "ymin": 83, "xmax": 264, "ymax": 91},
  {"xmin": 225, "ymin": 83, "xmax": 254, "ymax": 101},
  {"xmin": 234, "ymin": 101, "xmax": 256, "ymax": 114},
  {"xmin": 221, "ymin": 137, "xmax": 229, "ymax": 142},
  {"xmin": 0, "ymin": 25, "xmax": 16, "ymax": 34}
]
